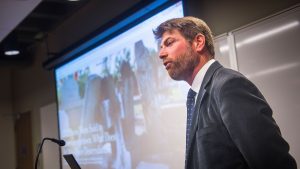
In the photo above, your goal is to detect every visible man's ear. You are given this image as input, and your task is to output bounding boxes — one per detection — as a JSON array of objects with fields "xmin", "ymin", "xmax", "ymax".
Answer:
[{"xmin": 193, "ymin": 33, "xmax": 205, "ymax": 52}]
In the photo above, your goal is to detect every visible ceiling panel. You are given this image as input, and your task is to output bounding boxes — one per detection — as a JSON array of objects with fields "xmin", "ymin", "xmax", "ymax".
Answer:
[{"xmin": 0, "ymin": 0, "xmax": 42, "ymax": 41}]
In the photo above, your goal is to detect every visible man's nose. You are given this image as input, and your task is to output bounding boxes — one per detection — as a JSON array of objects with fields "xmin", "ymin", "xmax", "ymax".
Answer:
[{"xmin": 159, "ymin": 48, "xmax": 167, "ymax": 59}]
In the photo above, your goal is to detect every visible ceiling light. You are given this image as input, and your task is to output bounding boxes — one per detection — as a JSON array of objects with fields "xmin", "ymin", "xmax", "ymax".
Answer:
[{"xmin": 4, "ymin": 50, "xmax": 20, "ymax": 56}]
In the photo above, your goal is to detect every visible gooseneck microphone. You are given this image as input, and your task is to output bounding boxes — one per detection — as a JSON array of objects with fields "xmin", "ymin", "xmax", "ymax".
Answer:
[
  {"xmin": 34, "ymin": 137, "xmax": 66, "ymax": 169},
  {"xmin": 46, "ymin": 138, "xmax": 66, "ymax": 146}
]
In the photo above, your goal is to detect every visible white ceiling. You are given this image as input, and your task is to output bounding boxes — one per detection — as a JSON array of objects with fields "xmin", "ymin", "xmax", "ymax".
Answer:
[{"xmin": 0, "ymin": 0, "xmax": 42, "ymax": 42}]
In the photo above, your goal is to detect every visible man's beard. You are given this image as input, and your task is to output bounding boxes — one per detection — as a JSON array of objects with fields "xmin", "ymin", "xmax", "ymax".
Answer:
[{"xmin": 168, "ymin": 46, "xmax": 199, "ymax": 81}]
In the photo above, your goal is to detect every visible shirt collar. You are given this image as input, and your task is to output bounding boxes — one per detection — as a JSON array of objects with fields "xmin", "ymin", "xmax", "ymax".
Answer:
[{"xmin": 190, "ymin": 59, "xmax": 216, "ymax": 93}]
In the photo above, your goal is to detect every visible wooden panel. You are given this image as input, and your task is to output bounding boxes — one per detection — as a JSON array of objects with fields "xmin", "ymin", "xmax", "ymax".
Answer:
[{"xmin": 15, "ymin": 112, "xmax": 33, "ymax": 169}]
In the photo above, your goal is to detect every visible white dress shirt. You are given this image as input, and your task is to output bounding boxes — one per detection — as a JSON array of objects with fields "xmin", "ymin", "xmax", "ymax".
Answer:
[{"xmin": 190, "ymin": 59, "xmax": 216, "ymax": 102}]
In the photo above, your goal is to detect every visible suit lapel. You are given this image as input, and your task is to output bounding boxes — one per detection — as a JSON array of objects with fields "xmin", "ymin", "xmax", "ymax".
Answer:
[{"xmin": 186, "ymin": 61, "xmax": 222, "ymax": 157}]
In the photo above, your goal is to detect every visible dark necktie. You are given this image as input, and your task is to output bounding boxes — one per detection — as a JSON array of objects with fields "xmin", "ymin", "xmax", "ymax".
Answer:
[{"xmin": 185, "ymin": 89, "xmax": 197, "ymax": 162}]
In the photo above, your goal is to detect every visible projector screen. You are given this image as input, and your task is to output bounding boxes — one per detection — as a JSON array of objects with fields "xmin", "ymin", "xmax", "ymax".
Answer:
[{"xmin": 55, "ymin": 1, "xmax": 188, "ymax": 169}]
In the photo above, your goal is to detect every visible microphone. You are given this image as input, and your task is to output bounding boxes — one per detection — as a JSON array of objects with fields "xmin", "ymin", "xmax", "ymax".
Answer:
[
  {"xmin": 46, "ymin": 138, "xmax": 66, "ymax": 146},
  {"xmin": 34, "ymin": 137, "xmax": 66, "ymax": 169}
]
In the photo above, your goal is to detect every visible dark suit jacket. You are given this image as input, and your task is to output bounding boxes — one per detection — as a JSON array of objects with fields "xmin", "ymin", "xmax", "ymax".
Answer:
[{"xmin": 186, "ymin": 61, "xmax": 297, "ymax": 169}]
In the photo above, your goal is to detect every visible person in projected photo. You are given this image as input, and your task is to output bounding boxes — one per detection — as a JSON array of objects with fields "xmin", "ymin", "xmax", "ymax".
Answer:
[
  {"xmin": 101, "ymin": 58, "xmax": 130, "ymax": 169},
  {"xmin": 59, "ymin": 76, "xmax": 85, "ymax": 158},
  {"xmin": 134, "ymin": 40, "xmax": 168, "ymax": 166},
  {"xmin": 134, "ymin": 40, "xmax": 159, "ymax": 128},
  {"xmin": 81, "ymin": 74, "xmax": 105, "ymax": 127},
  {"xmin": 153, "ymin": 16, "xmax": 297, "ymax": 169},
  {"xmin": 79, "ymin": 74, "xmax": 118, "ymax": 169},
  {"xmin": 60, "ymin": 76, "xmax": 83, "ymax": 131},
  {"xmin": 118, "ymin": 59, "xmax": 142, "ymax": 168}
]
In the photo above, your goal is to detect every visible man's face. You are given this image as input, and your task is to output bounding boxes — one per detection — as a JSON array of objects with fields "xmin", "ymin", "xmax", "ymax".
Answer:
[{"xmin": 159, "ymin": 30, "xmax": 199, "ymax": 81}]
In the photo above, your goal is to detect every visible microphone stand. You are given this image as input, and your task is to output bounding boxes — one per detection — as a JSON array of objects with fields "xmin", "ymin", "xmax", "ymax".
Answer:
[
  {"xmin": 34, "ymin": 138, "xmax": 47, "ymax": 169},
  {"xmin": 34, "ymin": 138, "xmax": 65, "ymax": 169}
]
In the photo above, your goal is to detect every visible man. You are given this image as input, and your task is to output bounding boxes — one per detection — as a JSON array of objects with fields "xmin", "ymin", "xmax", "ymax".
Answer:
[{"xmin": 153, "ymin": 16, "xmax": 297, "ymax": 169}]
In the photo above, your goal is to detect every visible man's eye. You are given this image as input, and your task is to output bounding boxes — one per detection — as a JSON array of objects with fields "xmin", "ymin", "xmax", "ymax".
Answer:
[{"xmin": 165, "ymin": 40, "xmax": 174, "ymax": 46}]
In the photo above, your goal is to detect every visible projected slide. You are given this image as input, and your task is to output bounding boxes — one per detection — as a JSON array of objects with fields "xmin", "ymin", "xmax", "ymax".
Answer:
[{"xmin": 55, "ymin": 2, "xmax": 188, "ymax": 169}]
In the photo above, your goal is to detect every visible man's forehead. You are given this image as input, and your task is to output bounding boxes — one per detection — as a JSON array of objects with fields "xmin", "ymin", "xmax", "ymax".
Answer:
[{"xmin": 161, "ymin": 30, "xmax": 181, "ymax": 41}]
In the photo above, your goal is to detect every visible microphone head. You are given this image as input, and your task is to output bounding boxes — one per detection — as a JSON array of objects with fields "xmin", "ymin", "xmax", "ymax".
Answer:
[
  {"xmin": 47, "ymin": 138, "xmax": 66, "ymax": 146},
  {"xmin": 57, "ymin": 140, "xmax": 66, "ymax": 146}
]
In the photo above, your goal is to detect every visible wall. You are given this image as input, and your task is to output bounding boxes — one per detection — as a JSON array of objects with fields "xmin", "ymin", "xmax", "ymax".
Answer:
[
  {"xmin": 47, "ymin": 0, "xmax": 143, "ymax": 54},
  {"xmin": 0, "ymin": 68, "xmax": 16, "ymax": 169},
  {"xmin": 186, "ymin": 0, "xmax": 299, "ymax": 36},
  {"xmin": 213, "ymin": 5, "xmax": 300, "ymax": 164},
  {"xmin": 40, "ymin": 103, "xmax": 60, "ymax": 169},
  {"xmin": 12, "ymin": 43, "xmax": 56, "ymax": 166}
]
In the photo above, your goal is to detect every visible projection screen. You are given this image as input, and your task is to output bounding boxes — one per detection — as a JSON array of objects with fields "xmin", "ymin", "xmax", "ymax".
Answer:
[{"xmin": 55, "ymin": 1, "xmax": 188, "ymax": 169}]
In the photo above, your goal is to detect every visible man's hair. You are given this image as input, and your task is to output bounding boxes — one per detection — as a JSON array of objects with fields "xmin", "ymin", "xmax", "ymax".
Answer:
[{"xmin": 153, "ymin": 16, "xmax": 215, "ymax": 57}]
